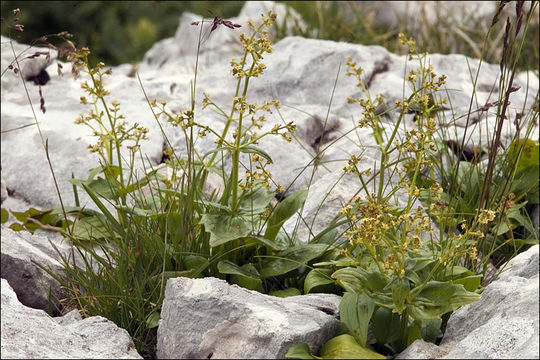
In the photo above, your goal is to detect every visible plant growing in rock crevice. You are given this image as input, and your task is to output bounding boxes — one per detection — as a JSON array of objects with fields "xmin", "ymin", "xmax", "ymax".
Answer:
[
  {"xmin": 287, "ymin": 2, "xmax": 538, "ymax": 358},
  {"xmin": 1, "ymin": 2, "xmax": 538, "ymax": 359},
  {"xmin": 13, "ymin": 11, "xmax": 335, "ymax": 358},
  {"xmin": 288, "ymin": 36, "xmax": 483, "ymax": 358}
]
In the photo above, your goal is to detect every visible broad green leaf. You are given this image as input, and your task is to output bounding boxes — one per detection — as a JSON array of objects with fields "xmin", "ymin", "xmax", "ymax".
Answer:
[
  {"xmin": 270, "ymin": 288, "xmax": 301, "ymax": 297},
  {"xmin": 238, "ymin": 185, "xmax": 273, "ymax": 216},
  {"xmin": 115, "ymin": 205, "xmax": 152, "ymax": 217},
  {"xmin": 333, "ymin": 268, "xmax": 394, "ymax": 309},
  {"xmin": 417, "ymin": 319, "xmax": 443, "ymax": 343},
  {"xmin": 407, "ymin": 322, "xmax": 423, "ymax": 346},
  {"xmin": 260, "ymin": 244, "xmax": 328, "ymax": 278},
  {"xmin": 12, "ymin": 209, "xmax": 30, "ymax": 222},
  {"xmin": 408, "ymin": 281, "xmax": 481, "ymax": 321},
  {"xmin": 87, "ymin": 164, "xmax": 122, "ymax": 181},
  {"xmin": 404, "ymin": 270, "xmax": 422, "ymax": 286},
  {"xmin": 240, "ymin": 145, "xmax": 274, "ymax": 163},
  {"xmin": 372, "ymin": 307, "xmax": 401, "ymax": 344},
  {"xmin": 319, "ymin": 334, "xmax": 385, "ymax": 359},
  {"xmin": 304, "ymin": 268, "xmax": 335, "ymax": 294},
  {"xmin": 452, "ymin": 275, "xmax": 482, "ymax": 292},
  {"xmin": 71, "ymin": 177, "xmax": 119, "ymax": 200},
  {"xmin": 339, "ymin": 292, "xmax": 375, "ymax": 347},
  {"xmin": 264, "ymin": 188, "xmax": 308, "ymax": 241},
  {"xmin": 246, "ymin": 235, "xmax": 285, "ymax": 251},
  {"xmin": 58, "ymin": 205, "xmax": 102, "ymax": 218},
  {"xmin": 146, "ymin": 311, "xmax": 161, "ymax": 329},
  {"xmin": 184, "ymin": 255, "xmax": 209, "ymax": 275},
  {"xmin": 314, "ymin": 257, "xmax": 358, "ymax": 268},
  {"xmin": 508, "ymin": 138, "xmax": 539, "ymax": 172},
  {"xmin": 152, "ymin": 270, "xmax": 200, "ymax": 281},
  {"xmin": 507, "ymin": 207, "xmax": 537, "ymax": 236},
  {"xmin": 332, "ymin": 267, "xmax": 387, "ymax": 294},
  {"xmin": 511, "ymin": 165, "xmax": 539, "ymax": 201},
  {"xmin": 231, "ymin": 268, "xmax": 263, "ymax": 291},
  {"xmin": 120, "ymin": 170, "xmax": 158, "ymax": 196},
  {"xmin": 285, "ymin": 343, "xmax": 319, "ymax": 359},
  {"xmin": 72, "ymin": 216, "xmax": 111, "ymax": 241},
  {"xmin": 493, "ymin": 221, "xmax": 511, "ymax": 236},
  {"xmin": 200, "ymin": 213, "xmax": 251, "ymax": 247},
  {"xmin": 442, "ymin": 266, "xmax": 473, "ymax": 280},
  {"xmin": 218, "ymin": 260, "xmax": 262, "ymax": 291},
  {"xmin": 9, "ymin": 222, "xmax": 25, "ymax": 232},
  {"xmin": 1, "ymin": 208, "xmax": 8, "ymax": 223},
  {"xmin": 391, "ymin": 277, "xmax": 410, "ymax": 315}
]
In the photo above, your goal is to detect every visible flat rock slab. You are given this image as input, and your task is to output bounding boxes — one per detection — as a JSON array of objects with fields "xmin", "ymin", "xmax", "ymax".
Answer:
[
  {"xmin": 0, "ymin": 278, "xmax": 142, "ymax": 359},
  {"xmin": 157, "ymin": 276, "xmax": 342, "ymax": 359}
]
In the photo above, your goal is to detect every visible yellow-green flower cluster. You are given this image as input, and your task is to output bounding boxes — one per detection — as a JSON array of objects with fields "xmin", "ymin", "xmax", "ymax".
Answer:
[
  {"xmin": 230, "ymin": 11, "xmax": 276, "ymax": 80},
  {"xmin": 478, "ymin": 209, "xmax": 497, "ymax": 224},
  {"xmin": 241, "ymin": 153, "xmax": 273, "ymax": 191},
  {"xmin": 342, "ymin": 198, "xmax": 395, "ymax": 247},
  {"xmin": 398, "ymin": 33, "xmax": 417, "ymax": 54},
  {"xmin": 74, "ymin": 50, "xmax": 148, "ymax": 159}
]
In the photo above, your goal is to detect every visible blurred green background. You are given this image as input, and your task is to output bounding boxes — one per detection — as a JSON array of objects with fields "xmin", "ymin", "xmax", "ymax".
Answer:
[
  {"xmin": 1, "ymin": 1, "xmax": 538, "ymax": 70},
  {"xmin": 1, "ymin": 1, "xmax": 245, "ymax": 65}
]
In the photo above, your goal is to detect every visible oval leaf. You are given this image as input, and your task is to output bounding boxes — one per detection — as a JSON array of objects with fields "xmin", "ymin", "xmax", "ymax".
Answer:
[
  {"xmin": 260, "ymin": 244, "xmax": 328, "ymax": 278},
  {"xmin": 264, "ymin": 188, "xmax": 308, "ymax": 241},
  {"xmin": 304, "ymin": 268, "xmax": 335, "ymax": 294},
  {"xmin": 319, "ymin": 334, "xmax": 385, "ymax": 359},
  {"xmin": 339, "ymin": 292, "xmax": 375, "ymax": 347},
  {"xmin": 285, "ymin": 343, "xmax": 319, "ymax": 359},
  {"xmin": 201, "ymin": 213, "xmax": 251, "ymax": 247},
  {"xmin": 1, "ymin": 208, "xmax": 8, "ymax": 223},
  {"xmin": 408, "ymin": 281, "xmax": 481, "ymax": 321},
  {"xmin": 269, "ymin": 288, "xmax": 301, "ymax": 297}
]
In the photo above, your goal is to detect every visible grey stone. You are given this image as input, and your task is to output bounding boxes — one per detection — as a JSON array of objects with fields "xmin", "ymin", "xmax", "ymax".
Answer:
[
  {"xmin": 0, "ymin": 177, "xmax": 7, "ymax": 203},
  {"xmin": 1, "ymin": 35, "xmax": 57, "ymax": 91},
  {"xmin": 0, "ymin": 278, "xmax": 142, "ymax": 359},
  {"xmin": 497, "ymin": 243, "xmax": 539, "ymax": 281},
  {"xmin": 362, "ymin": 1, "xmax": 499, "ymax": 32},
  {"xmin": 1, "ymin": 226, "xmax": 65, "ymax": 314},
  {"xmin": 396, "ymin": 339, "xmax": 447, "ymax": 359},
  {"xmin": 0, "ymin": 197, "xmax": 35, "ymax": 226},
  {"xmin": 3, "ymin": 2, "xmax": 537, "ymax": 211},
  {"xmin": 156, "ymin": 276, "xmax": 341, "ymax": 359},
  {"xmin": 139, "ymin": 1, "xmax": 305, "ymax": 74}
]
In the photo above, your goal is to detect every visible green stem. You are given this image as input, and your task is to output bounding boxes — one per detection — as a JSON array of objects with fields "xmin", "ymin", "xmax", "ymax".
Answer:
[
  {"xmin": 398, "ymin": 308, "xmax": 409, "ymax": 352},
  {"xmin": 89, "ymin": 71, "xmax": 126, "ymax": 206}
]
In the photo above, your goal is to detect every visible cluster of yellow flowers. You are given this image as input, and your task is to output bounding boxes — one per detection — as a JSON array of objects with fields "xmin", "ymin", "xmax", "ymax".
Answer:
[
  {"xmin": 75, "ymin": 49, "xmax": 148, "ymax": 157},
  {"xmin": 240, "ymin": 153, "xmax": 274, "ymax": 191}
]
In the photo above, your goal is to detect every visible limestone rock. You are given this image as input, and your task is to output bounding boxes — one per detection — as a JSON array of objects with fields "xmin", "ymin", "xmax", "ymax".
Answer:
[
  {"xmin": 396, "ymin": 339, "xmax": 447, "ymax": 359},
  {"xmin": 360, "ymin": 1, "xmax": 499, "ymax": 30},
  {"xmin": 0, "ymin": 178, "xmax": 7, "ymax": 204},
  {"xmin": 156, "ymin": 276, "xmax": 341, "ymax": 359},
  {"xmin": 0, "ymin": 278, "xmax": 142, "ymax": 359},
  {"xmin": 1, "ymin": 226, "xmax": 65, "ymax": 314},
  {"xmin": 2, "ymin": 3, "xmax": 537, "ymax": 209},
  {"xmin": 139, "ymin": 1, "xmax": 305, "ymax": 73},
  {"xmin": 1, "ymin": 35, "xmax": 57, "ymax": 91}
]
